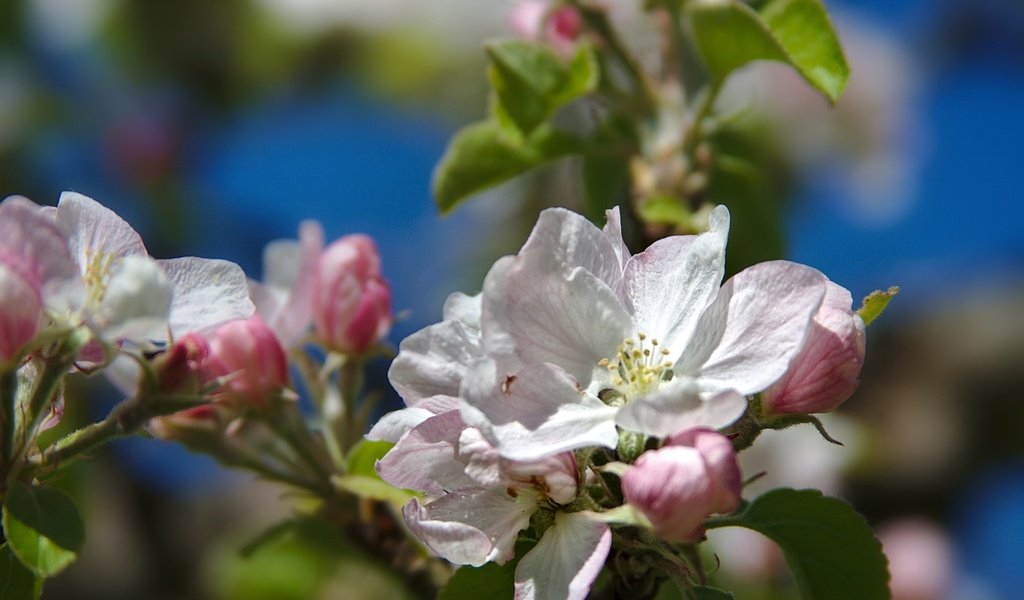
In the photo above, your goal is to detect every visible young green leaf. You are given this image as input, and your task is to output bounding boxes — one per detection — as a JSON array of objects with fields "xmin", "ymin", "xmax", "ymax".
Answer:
[
  {"xmin": 433, "ymin": 121, "xmax": 582, "ymax": 213},
  {"xmin": 688, "ymin": 0, "xmax": 849, "ymax": 102},
  {"xmin": 331, "ymin": 475, "xmax": 416, "ymax": 509},
  {"xmin": 2, "ymin": 483, "xmax": 85, "ymax": 577},
  {"xmin": 857, "ymin": 286, "xmax": 899, "ymax": 326},
  {"xmin": 486, "ymin": 40, "xmax": 598, "ymax": 135},
  {"xmin": 0, "ymin": 544, "xmax": 41, "ymax": 600},
  {"xmin": 345, "ymin": 439, "xmax": 394, "ymax": 478},
  {"xmin": 692, "ymin": 586, "xmax": 736, "ymax": 600},
  {"xmin": 707, "ymin": 488, "xmax": 889, "ymax": 599}
]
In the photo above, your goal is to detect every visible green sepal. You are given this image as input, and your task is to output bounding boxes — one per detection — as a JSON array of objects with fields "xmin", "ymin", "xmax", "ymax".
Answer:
[{"xmin": 857, "ymin": 286, "xmax": 899, "ymax": 326}]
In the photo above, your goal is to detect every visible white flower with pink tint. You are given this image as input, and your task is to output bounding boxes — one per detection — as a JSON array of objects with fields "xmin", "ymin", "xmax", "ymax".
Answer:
[
  {"xmin": 376, "ymin": 409, "xmax": 610, "ymax": 600},
  {"xmin": 52, "ymin": 192, "xmax": 254, "ymax": 343},
  {"xmin": 0, "ymin": 196, "xmax": 78, "ymax": 363},
  {"xmin": 761, "ymin": 281, "xmax": 866, "ymax": 416},
  {"xmin": 622, "ymin": 428, "xmax": 741, "ymax": 542},
  {"xmin": 313, "ymin": 234, "xmax": 392, "ymax": 355},
  {"xmin": 249, "ymin": 220, "xmax": 324, "ymax": 347},
  {"xmin": 366, "ymin": 291, "xmax": 480, "ymax": 443},
  {"xmin": 460, "ymin": 205, "xmax": 829, "ymax": 460}
]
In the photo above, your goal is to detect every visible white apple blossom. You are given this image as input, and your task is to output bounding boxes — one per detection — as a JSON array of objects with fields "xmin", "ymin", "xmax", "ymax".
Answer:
[
  {"xmin": 51, "ymin": 192, "xmax": 254, "ymax": 344},
  {"xmin": 460, "ymin": 205, "xmax": 830, "ymax": 460},
  {"xmin": 376, "ymin": 409, "xmax": 610, "ymax": 600}
]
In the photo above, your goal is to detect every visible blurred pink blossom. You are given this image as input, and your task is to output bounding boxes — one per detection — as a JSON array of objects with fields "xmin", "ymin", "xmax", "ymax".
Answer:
[
  {"xmin": 879, "ymin": 518, "xmax": 955, "ymax": 600},
  {"xmin": 508, "ymin": 1, "xmax": 582, "ymax": 56}
]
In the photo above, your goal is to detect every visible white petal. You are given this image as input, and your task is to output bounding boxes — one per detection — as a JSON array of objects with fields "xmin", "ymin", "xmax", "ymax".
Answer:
[
  {"xmin": 365, "ymin": 395, "xmax": 458, "ymax": 442},
  {"xmin": 263, "ymin": 220, "xmax": 323, "ymax": 345},
  {"xmin": 615, "ymin": 379, "xmax": 747, "ymax": 438},
  {"xmin": 514, "ymin": 512, "xmax": 611, "ymax": 600},
  {"xmin": 517, "ymin": 207, "xmax": 624, "ymax": 289},
  {"xmin": 620, "ymin": 205, "xmax": 729, "ymax": 362},
  {"xmin": 376, "ymin": 411, "xmax": 477, "ymax": 495},
  {"xmin": 676, "ymin": 261, "xmax": 827, "ymax": 395},
  {"xmin": 159, "ymin": 257, "xmax": 255, "ymax": 336},
  {"xmin": 57, "ymin": 192, "xmax": 147, "ymax": 269},
  {"xmin": 0, "ymin": 196, "xmax": 77, "ymax": 286},
  {"xmin": 460, "ymin": 359, "xmax": 619, "ymax": 461},
  {"xmin": 482, "ymin": 257, "xmax": 631, "ymax": 385},
  {"xmin": 601, "ymin": 206, "xmax": 632, "ymax": 271},
  {"xmin": 403, "ymin": 490, "xmax": 535, "ymax": 566},
  {"xmin": 442, "ymin": 291, "xmax": 482, "ymax": 334},
  {"xmin": 388, "ymin": 318, "xmax": 481, "ymax": 405},
  {"xmin": 96, "ymin": 255, "xmax": 171, "ymax": 340}
]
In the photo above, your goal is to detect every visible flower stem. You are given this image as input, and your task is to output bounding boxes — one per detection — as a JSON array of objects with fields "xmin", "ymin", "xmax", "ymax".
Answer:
[{"xmin": 1, "ymin": 368, "xmax": 17, "ymax": 478}]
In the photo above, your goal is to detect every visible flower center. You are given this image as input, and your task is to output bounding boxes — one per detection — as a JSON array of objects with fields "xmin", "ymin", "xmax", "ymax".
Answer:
[
  {"xmin": 597, "ymin": 333, "xmax": 673, "ymax": 402},
  {"xmin": 83, "ymin": 249, "xmax": 115, "ymax": 308}
]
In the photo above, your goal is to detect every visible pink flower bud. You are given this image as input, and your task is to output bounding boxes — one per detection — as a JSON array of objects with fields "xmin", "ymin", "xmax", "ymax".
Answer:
[
  {"xmin": 762, "ymin": 281, "xmax": 866, "ymax": 415},
  {"xmin": 508, "ymin": 1, "xmax": 582, "ymax": 56},
  {"xmin": 623, "ymin": 429, "xmax": 741, "ymax": 542},
  {"xmin": 313, "ymin": 235, "xmax": 391, "ymax": 354},
  {"xmin": 155, "ymin": 333, "xmax": 210, "ymax": 395},
  {"xmin": 0, "ymin": 263, "xmax": 43, "ymax": 365},
  {"xmin": 205, "ymin": 316, "xmax": 288, "ymax": 406},
  {"xmin": 149, "ymin": 404, "xmax": 222, "ymax": 441}
]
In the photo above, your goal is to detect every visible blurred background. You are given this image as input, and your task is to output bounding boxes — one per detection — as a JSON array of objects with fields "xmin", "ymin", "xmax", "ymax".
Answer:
[{"xmin": 1, "ymin": 0, "xmax": 1022, "ymax": 597}]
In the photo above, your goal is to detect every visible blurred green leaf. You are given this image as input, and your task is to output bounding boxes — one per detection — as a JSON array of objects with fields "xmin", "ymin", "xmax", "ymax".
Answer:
[
  {"xmin": 0, "ymin": 544, "xmax": 41, "ymax": 600},
  {"xmin": 345, "ymin": 439, "xmax": 394, "ymax": 478},
  {"xmin": 433, "ymin": 121, "xmax": 582, "ymax": 213},
  {"xmin": 707, "ymin": 488, "xmax": 889, "ymax": 600},
  {"xmin": 439, "ymin": 559, "xmax": 517, "ymax": 600},
  {"xmin": 693, "ymin": 586, "xmax": 736, "ymax": 599},
  {"xmin": 706, "ymin": 125, "xmax": 789, "ymax": 274},
  {"xmin": 638, "ymin": 196, "xmax": 692, "ymax": 228},
  {"xmin": 2, "ymin": 483, "xmax": 84, "ymax": 577},
  {"xmin": 688, "ymin": 0, "xmax": 848, "ymax": 102},
  {"xmin": 332, "ymin": 475, "xmax": 416, "ymax": 508},
  {"xmin": 581, "ymin": 116, "xmax": 636, "ymax": 223},
  {"xmin": 487, "ymin": 41, "xmax": 598, "ymax": 135},
  {"xmin": 857, "ymin": 287, "xmax": 899, "ymax": 326}
]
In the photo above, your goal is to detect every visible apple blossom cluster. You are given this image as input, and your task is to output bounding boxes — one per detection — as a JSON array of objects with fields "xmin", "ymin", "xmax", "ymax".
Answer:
[
  {"xmin": 0, "ymin": 191, "xmax": 393, "ymax": 517},
  {"xmin": 371, "ymin": 205, "xmax": 868, "ymax": 599}
]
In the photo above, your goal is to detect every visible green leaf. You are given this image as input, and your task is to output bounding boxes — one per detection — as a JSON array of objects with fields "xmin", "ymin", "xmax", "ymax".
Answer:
[
  {"xmin": 707, "ymin": 488, "xmax": 889, "ymax": 599},
  {"xmin": 439, "ymin": 559, "xmax": 516, "ymax": 600},
  {"xmin": 688, "ymin": 0, "xmax": 849, "ymax": 102},
  {"xmin": 331, "ymin": 475, "xmax": 416, "ymax": 509},
  {"xmin": 0, "ymin": 544, "xmax": 41, "ymax": 600},
  {"xmin": 638, "ymin": 196, "xmax": 692, "ymax": 228},
  {"xmin": 345, "ymin": 439, "xmax": 394, "ymax": 478},
  {"xmin": 487, "ymin": 40, "xmax": 598, "ymax": 135},
  {"xmin": 433, "ymin": 120, "xmax": 582, "ymax": 213},
  {"xmin": 581, "ymin": 115, "xmax": 636, "ymax": 223},
  {"xmin": 692, "ymin": 586, "xmax": 735, "ymax": 600},
  {"xmin": 2, "ymin": 483, "xmax": 85, "ymax": 577},
  {"xmin": 857, "ymin": 287, "xmax": 899, "ymax": 326}
]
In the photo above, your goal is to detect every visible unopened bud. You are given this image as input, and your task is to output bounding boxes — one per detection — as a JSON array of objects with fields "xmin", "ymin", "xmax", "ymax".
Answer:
[
  {"xmin": 313, "ymin": 235, "xmax": 391, "ymax": 354},
  {"xmin": 622, "ymin": 429, "xmax": 741, "ymax": 542},
  {"xmin": 762, "ymin": 281, "xmax": 866, "ymax": 416},
  {"xmin": 154, "ymin": 333, "xmax": 210, "ymax": 395},
  {"xmin": 206, "ymin": 316, "xmax": 288, "ymax": 407}
]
